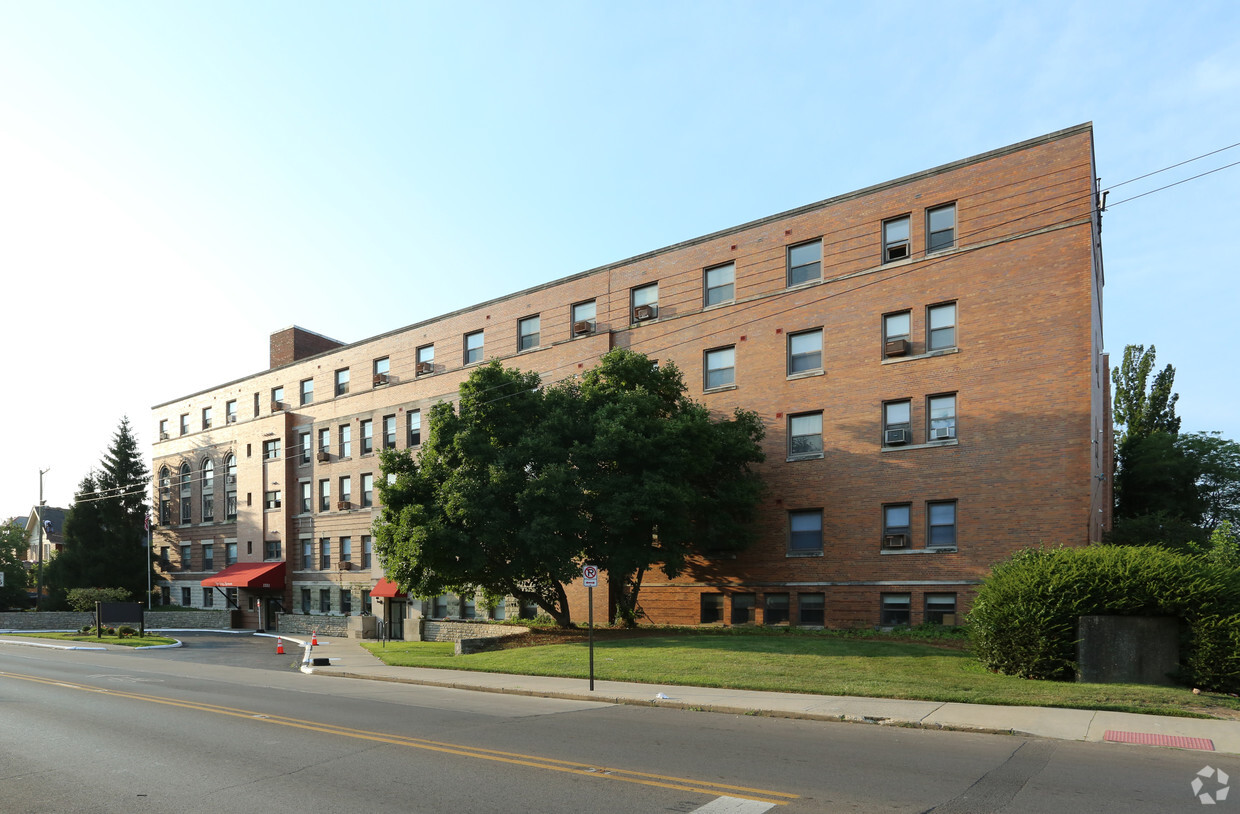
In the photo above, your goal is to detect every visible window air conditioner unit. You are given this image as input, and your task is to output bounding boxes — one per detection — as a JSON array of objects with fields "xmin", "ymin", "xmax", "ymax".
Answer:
[
  {"xmin": 226, "ymin": 415, "xmax": 236, "ymax": 424},
  {"xmin": 271, "ymin": 401, "xmax": 284, "ymax": 412},
  {"xmin": 932, "ymin": 426, "xmax": 955, "ymax": 441},
  {"xmin": 883, "ymin": 534, "xmax": 909, "ymax": 549},
  {"xmin": 416, "ymin": 362, "xmax": 433, "ymax": 375},
  {"xmin": 884, "ymin": 339, "xmax": 910, "ymax": 357},
  {"xmin": 159, "ymin": 432, "xmax": 169, "ymax": 441},
  {"xmin": 572, "ymin": 320, "xmax": 593, "ymax": 336},
  {"xmin": 633, "ymin": 304, "xmax": 657, "ymax": 322},
  {"xmin": 373, "ymin": 373, "xmax": 389, "ymax": 386},
  {"xmin": 316, "ymin": 450, "xmax": 330, "ymax": 463},
  {"xmin": 337, "ymin": 500, "xmax": 350, "ymax": 511},
  {"xmin": 226, "ymin": 474, "xmax": 236, "ymax": 484},
  {"xmin": 337, "ymin": 561, "xmax": 352, "ymax": 571},
  {"xmin": 884, "ymin": 428, "xmax": 911, "ymax": 446}
]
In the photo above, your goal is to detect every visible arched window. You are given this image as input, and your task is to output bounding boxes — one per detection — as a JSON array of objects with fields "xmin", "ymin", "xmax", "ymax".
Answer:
[
  {"xmin": 158, "ymin": 467, "xmax": 171, "ymax": 525},
  {"xmin": 224, "ymin": 454, "xmax": 238, "ymax": 520},
  {"xmin": 179, "ymin": 463, "xmax": 192, "ymax": 524},
  {"xmin": 201, "ymin": 459, "xmax": 214, "ymax": 523}
]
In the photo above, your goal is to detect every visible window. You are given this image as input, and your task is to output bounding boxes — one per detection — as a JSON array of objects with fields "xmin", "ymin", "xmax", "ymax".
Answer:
[
  {"xmin": 300, "ymin": 482, "xmax": 312, "ymax": 514},
  {"xmin": 883, "ymin": 216, "xmax": 911, "ymax": 263},
  {"xmin": 300, "ymin": 378, "xmax": 313, "ymax": 405},
  {"xmin": 202, "ymin": 588, "xmax": 214, "ymax": 608},
  {"xmin": 700, "ymin": 594, "xmax": 724, "ymax": 624},
  {"xmin": 788, "ymin": 412, "xmax": 823, "ymax": 458},
  {"xmin": 225, "ymin": 541, "xmax": 237, "ymax": 566},
  {"xmin": 202, "ymin": 543, "xmax": 213, "ymax": 571},
  {"xmin": 179, "ymin": 463, "xmax": 192, "ymax": 524},
  {"xmin": 460, "ymin": 594, "xmax": 476, "ymax": 619},
  {"xmin": 301, "ymin": 538, "xmax": 313, "ymax": 570},
  {"xmin": 704, "ymin": 262, "xmax": 735, "ymax": 306},
  {"xmin": 925, "ymin": 593, "xmax": 958, "ymax": 625},
  {"xmin": 180, "ymin": 414, "xmax": 189, "ymax": 435},
  {"xmin": 788, "ymin": 329, "xmax": 823, "ymax": 375},
  {"xmin": 361, "ymin": 473, "xmax": 374, "ymax": 508},
  {"xmin": 201, "ymin": 459, "xmax": 214, "ymax": 522},
  {"xmin": 373, "ymin": 357, "xmax": 389, "ymax": 386},
  {"xmin": 764, "ymin": 593, "xmax": 790, "ymax": 625},
  {"xmin": 339, "ymin": 424, "xmax": 351, "ymax": 458},
  {"xmin": 159, "ymin": 419, "xmax": 169, "ymax": 439},
  {"xmin": 704, "ymin": 346, "xmax": 735, "ymax": 390},
  {"xmin": 880, "ymin": 593, "xmax": 911, "ymax": 626},
  {"xmin": 339, "ymin": 476, "xmax": 352, "ymax": 506},
  {"xmin": 263, "ymin": 439, "xmax": 281, "ymax": 460},
  {"xmin": 408, "ymin": 410, "xmax": 421, "ymax": 446},
  {"xmin": 180, "ymin": 544, "xmax": 192, "ymax": 571},
  {"xmin": 264, "ymin": 490, "xmax": 281, "ymax": 509},
  {"xmin": 202, "ymin": 406, "xmax": 212, "ymax": 430},
  {"xmin": 226, "ymin": 400, "xmax": 237, "ymax": 424},
  {"xmin": 361, "ymin": 419, "xmax": 373, "ymax": 454},
  {"xmin": 264, "ymin": 540, "xmax": 281, "ymax": 560},
  {"xmin": 320, "ymin": 538, "xmax": 331, "ymax": 570},
  {"xmin": 518, "ymin": 316, "xmax": 540, "ymax": 351},
  {"xmin": 341, "ymin": 589, "xmax": 352, "ymax": 615},
  {"xmin": 631, "ymin": 283, "xmax": 658, "ymax": 321},
  {"xmin": 319, "ymin": 479, "xmax": 330, "ymax": 512},
  {"xmin": 362, "ymin": 589, "xmax": 372, "ymax": 615},
  {"xmin": 334, "ymin": 369, "xmax": 349, "ymax": 397},
  {"xmin": 340, "ymin": 536, "xmax": 352, "ymax": 563},
  {"xmin": 799, "ymin": 593, "xmax": 825, "ymax": 626},
  {"xmin": 464, "ymin": 330, "xmax": 484, "ymax": 364},
  {"xmin": 883, "ymin": 311, "xmax": 911, "ymax": 357},
  {"xmin": 182, "ymin": 587, "xmax": 192, "ymax": 606},
  {"xmin": 787, "ymin": 240, "xmax": 821, "ymax": 286},
  {"xmin": 927, "ymin": 204, "xmax": 956, "ymax": 253},
  {"xmin": 382, "ymin": 415, "xmax": 396, "ymax": 449},
  {"xmin": 927, "ymin": 501, "xmax": 957, "ymax": 548},
  {"xmin": 883, "ymin": 504, "xmax": 911, "ymax": 548},
  {"xmin": 927, "ymin": 302, "xmax": 956, "ymax": 351},
  {"xmin": 160, "ymin": 546, "xmax": 171, "ymax": 566},
  {"xmin": 731, "ymin": 593, "xmax": 755, "ymax": 625},
  {"xmin": 299, "ymin": 431, "xmax": 311, "ymax": 465},
  {"xmin": 301, "ymin": 588, "xmax": 311, "ymax": 614},
  {"xmin": 416, "ymin": 344, "xmax": 434, "ymax": 375},
  {"xmin": 253, "ymin": 392, "xmax": 260, "ymax": 417},
  {"xmin": 571, "ymin": 300, "xmax": 596, "ymax": 335},
  {"xmin": 883, "ymin": 400, "xmax": 912, "ymax": 446},
  {"xmin": 789, "ymin": 509, "xmax": 823, "ymax": 552},
  {"xmin": 319, "ymin": 588, "xmax": 331, "ymax": 614},
  {"xmin": 318, "ymin": 428, "xmax": 330, "ymax": 456},
  {"xmin": 928, "ymin": 394, "xmax": 957, "ymax": 440},
  {"xmin": 432, "ymin": 595, "xmax": 450, "ymax": 618},
  {"xmin": 272, "ymin": 386, "xmax": 284, "ymax": 409},
  {"xmin": 490, "ymin": 596, "xmax": 505, "ymax": 620},
  {"xmin": 159, "ymin": 466, "xmax": 171, "ymax": 525},
  {"xmin": 362, "ymin": 535, "xmax": 372, "ymax": 568},
  {"xmin": 225, "ymin": 455, "xmax": 237, "ymax": 520}
]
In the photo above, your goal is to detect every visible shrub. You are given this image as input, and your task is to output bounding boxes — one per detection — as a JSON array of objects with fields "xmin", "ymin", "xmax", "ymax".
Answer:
[
  {"xmin": 117, "ymin": 626, "xmax": 138, "ymax": 638},
  {"xmin": 65, "ymin": 587, "xmax": 133, "ymax": 613},
  {"xmin": 969, "ymin": 545, "xmax": 1240, "ymax": 691}
]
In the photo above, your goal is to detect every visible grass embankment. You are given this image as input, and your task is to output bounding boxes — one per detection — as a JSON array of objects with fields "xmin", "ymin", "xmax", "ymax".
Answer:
[
  {"xmin": 361, "ymin": 629, "xmax": 1240, "ymax": 719},
  {"xmin": 5, "ymin": 632, "xmax": 179, "ymax": 648}
]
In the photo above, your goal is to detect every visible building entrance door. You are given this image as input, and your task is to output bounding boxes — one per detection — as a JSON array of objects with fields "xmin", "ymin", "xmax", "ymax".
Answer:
[{"xmin": 388, "ymin": 600, "xmax": 405, "ymax": 640}]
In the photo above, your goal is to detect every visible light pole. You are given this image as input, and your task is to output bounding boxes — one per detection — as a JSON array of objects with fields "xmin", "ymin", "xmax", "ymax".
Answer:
[{"xmin": 36, "ymin": 467, "xmax": 50, "ymax": 611}]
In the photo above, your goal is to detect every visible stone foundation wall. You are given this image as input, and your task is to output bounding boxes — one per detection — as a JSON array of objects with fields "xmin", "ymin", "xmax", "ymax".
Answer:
[
  {"xmin": 0, "ymin": 610, "xmax": 232, "ymax": 632},
  {"xmin": 423, "ymin": 620, "xmax": 528, "ymax": 643},
  {"xmin": 277, "ymin": 613, "xmax": 350, "ymax": 638}
]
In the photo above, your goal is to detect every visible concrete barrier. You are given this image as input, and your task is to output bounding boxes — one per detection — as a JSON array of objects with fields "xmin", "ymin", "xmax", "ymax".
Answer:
[{"xmin": 1077, "ymin": 615, "xmax": 1181, "ymax": 686}]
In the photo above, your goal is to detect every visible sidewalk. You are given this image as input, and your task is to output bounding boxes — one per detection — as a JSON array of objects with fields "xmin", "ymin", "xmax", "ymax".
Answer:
[{"xmin": 293, "ymin": 634, "xmax": 1240, "ymax": 756}]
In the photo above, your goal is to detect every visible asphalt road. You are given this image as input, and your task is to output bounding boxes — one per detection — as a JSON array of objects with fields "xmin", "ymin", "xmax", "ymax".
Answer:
[{"xmin": 0, "ymin": 635, "xmax": 1235, "ymax": 813}]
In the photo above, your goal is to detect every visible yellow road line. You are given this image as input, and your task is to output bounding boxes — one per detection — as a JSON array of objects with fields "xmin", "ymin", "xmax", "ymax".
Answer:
[{"xmin": 0, "ymin": 671, "xmax": 798, "ymax": 805}]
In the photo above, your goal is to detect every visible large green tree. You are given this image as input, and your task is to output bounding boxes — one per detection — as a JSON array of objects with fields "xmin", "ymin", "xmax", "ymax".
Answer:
[
  {"xmin": 44, "ymin": 418, "xmax": 150, "ymax": 607},
  {"xmin": 1179, "ymin": 431, "xmax": 1240, "ymax": 532},
  {"xmin": 373, "ymin": 350, "xmax": 766, "ymax": 627},
  {"xmin": 1111, "ymin": 344, "xmax": 1180, "ymax": 447},
  {"xmin": 0, "ymin": 520, "xmax": 30, "ymax": 610}
]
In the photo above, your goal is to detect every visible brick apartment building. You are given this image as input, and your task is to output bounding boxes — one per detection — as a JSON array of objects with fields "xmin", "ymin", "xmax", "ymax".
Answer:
[{"xmin": 150, "ymin": 122, "xmax": 1111, "ymax": 632}]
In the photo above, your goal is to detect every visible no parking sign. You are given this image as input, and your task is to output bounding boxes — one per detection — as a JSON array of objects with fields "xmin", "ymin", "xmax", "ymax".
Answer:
[{"xmin": 582, "ymin": 564, "xmax": 598, "ymax": 587}]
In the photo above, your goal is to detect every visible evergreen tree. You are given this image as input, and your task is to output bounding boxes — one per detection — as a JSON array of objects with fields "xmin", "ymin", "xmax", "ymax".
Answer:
[{"xmin": 43, "ymin": 418, "xmax": 150, "ymax": 607}]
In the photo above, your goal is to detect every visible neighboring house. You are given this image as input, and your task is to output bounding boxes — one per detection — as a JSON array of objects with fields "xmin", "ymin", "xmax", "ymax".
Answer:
[
  {"xmin": 22, "ymin": 506, "xmax": 67, "ymax": 567},
  {"xmin": 150, "ymin": 123, "xmax": 1111, "ymax": 634}
]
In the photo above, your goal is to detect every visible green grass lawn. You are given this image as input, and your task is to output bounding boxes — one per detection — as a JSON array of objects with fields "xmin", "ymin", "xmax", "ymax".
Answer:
[
  {"xmin": 361, "ymin": 633, "xmax": 1240, "ymax": 719},
  {"xmin": 4, "ymin": 632, "xmax": 179, "ymax": 648}
]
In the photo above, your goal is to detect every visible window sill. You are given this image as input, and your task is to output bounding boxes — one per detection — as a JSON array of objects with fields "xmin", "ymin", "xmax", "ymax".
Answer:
[
  {"xmin": 881, "ymin": 439, "xmax": 959, "ymax": 452},
  {"xmin": 882, "ymin": 347, "xmax": 959, "ymax": 365},
  {"xmin": 786, "ymin": 369, "xmax": 825, "ymax": 381},
  {"xmin": 786, "ymin": 453, "xmax": 825, "ymax": 462},
  {"xmin": 703, "ymin": 384, "xmax": 737, "ymax": 394},
  {"xmin": 785, "ymin": 278, "xmax": 822, "ymax": 292},
  {"xmin": 880, "ymin": 547, "xmax": 958, "ymax": 554},
  {"xmin": 786, "ymin": 550, "xmax": 824, "ymax": 558},
  {"xmin": 702, "ymin": 301, "xmax": 735, "ymax": 312}
]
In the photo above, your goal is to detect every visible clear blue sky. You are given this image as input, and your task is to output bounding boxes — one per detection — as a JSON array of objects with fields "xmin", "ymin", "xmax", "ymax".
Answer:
[{"xmin": 2, "ymin": 1, "xmax": 1237, "ymax": 509}]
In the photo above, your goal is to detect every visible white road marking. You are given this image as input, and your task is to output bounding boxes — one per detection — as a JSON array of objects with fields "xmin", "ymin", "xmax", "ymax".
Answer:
[{"xmin": 690, "ymin": 796, "xmax": 777, "ymax": 813}]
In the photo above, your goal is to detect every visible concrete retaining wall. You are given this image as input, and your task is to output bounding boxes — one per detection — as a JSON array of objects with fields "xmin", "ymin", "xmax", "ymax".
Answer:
[
  {"xmin": 277, "ymin": 613, "xmax": 350, "ymax": 638},
  {"xmin": 0, "ymin": 609, "xmax": 231, "ymax": 631}
]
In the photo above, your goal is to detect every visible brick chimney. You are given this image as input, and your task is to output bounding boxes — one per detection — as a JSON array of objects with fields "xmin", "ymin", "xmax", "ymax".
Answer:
[{"xmin": 269, "ymin": 326, "xmax": 345, "ymax": 369}]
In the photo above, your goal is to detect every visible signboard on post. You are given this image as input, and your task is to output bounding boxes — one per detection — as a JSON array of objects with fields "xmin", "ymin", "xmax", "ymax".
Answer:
[
  {"xmin": 582, "ymin": 564, "xmax": 599, "ymax": 588},
  {"xmin": 583, "ymin": 564, "xmax": 598, "ymax": 690}
]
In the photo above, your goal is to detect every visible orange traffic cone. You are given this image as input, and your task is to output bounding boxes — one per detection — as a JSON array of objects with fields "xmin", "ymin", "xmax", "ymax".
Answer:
[
  {"xmin": 311, "ymin": 630, "xmax": 318, "ymax": 646},
  {"xmin": 276, "ymin": 637, "xmax": 284, "ymax": 655}
]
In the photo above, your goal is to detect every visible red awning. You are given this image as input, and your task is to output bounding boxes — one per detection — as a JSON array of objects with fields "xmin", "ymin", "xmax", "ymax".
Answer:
[
  {"xmin": 371, "ymin": 577, "xmax": 407, "ymax": 598},
  {"xmin": 201, "ymin": 562, "xmax": 286, "ymax": 589}
]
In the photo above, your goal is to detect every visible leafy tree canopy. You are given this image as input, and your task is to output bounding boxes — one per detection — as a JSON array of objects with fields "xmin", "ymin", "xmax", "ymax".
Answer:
[
  {"xmin": 1112, "ymin": 343, "xmax": 1180, "ymax": 446},
  {"xmin": 374, "ymin": 349, "xmax": 766, "ymax": 626},
  {"xmin": 0, "ymin": 520, "xmax": 30, "ymax": 610}
]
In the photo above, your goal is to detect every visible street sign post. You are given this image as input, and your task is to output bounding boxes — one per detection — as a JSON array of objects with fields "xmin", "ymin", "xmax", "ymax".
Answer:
[{"xmin": 583, "ymin": 564, "xmax": 598, "ymax": 690}]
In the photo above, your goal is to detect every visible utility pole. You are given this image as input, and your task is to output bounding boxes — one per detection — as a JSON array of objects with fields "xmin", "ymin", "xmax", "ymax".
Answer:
[{"xmin": 36, "ymin": 467, "xmax": 50, "ymax": 611}]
